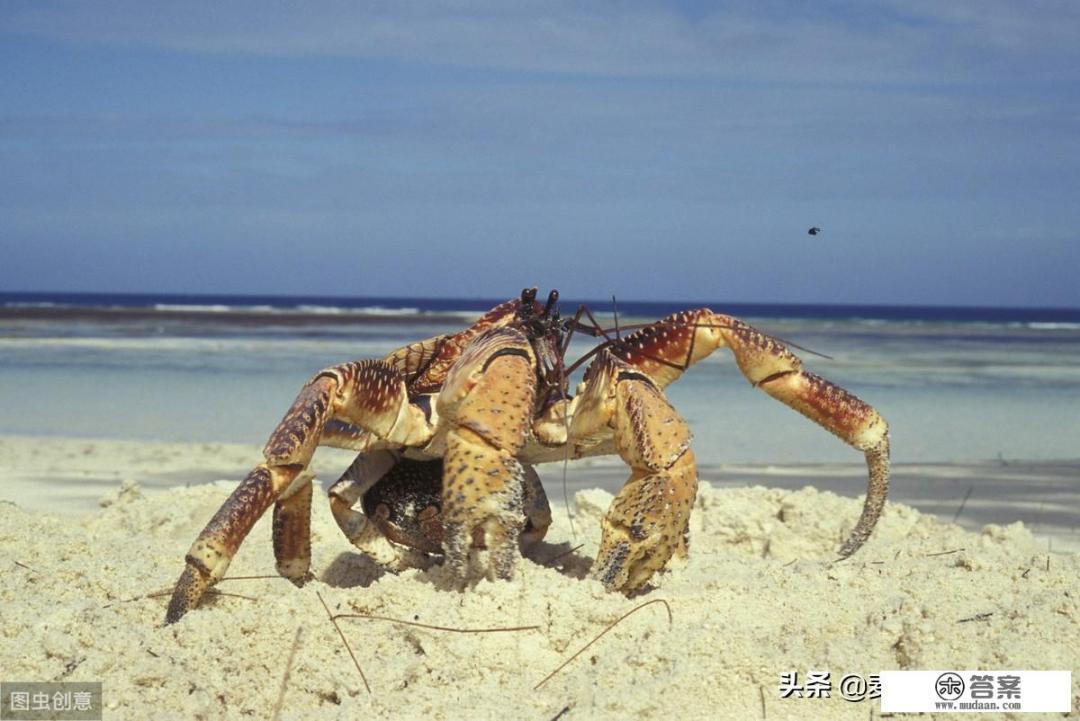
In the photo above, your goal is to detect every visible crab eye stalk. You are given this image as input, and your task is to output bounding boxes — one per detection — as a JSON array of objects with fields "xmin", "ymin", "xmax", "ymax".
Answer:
[
  {"xmin": 520, "ymin": 287, "xmax": 538, "ymax": 310},
  {"xmin": 544, "ymin": 289, "xmax": 561, "ymax": 317}
]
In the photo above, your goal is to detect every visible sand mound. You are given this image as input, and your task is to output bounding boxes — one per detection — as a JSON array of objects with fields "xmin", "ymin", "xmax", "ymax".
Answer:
[{"xmin": 1, "ymin": 480, "xmax": 1077, "ymax": 720}]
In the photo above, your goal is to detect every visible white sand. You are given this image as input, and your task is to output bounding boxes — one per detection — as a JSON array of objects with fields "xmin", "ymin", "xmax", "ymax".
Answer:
[{"xmin": 1, "ymin": 437, "xmax": 1078, "ymax": 720}]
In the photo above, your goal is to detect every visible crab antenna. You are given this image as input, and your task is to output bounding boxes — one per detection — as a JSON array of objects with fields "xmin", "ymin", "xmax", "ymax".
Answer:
[
  {"xmin": 558, "ymin": 304, "xmax": 590, "ymax": 362},
  {"xmin": 556, "ymin": 352, "xmax": 577, "ymax": 540},
  {"xmin": 562, "ymin": 338, "xmax": 616, "ymax": 376},
  {"xmin": 578, "ymin": 305, "xmax": 615, "ymax": 343}
]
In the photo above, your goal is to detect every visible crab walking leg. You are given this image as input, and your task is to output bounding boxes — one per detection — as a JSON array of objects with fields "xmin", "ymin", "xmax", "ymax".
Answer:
[
  {"xmin": 165, "ymin": 361, "xmax": 433, "ymax": 623},
  {"xmin": 714, "ymin": 317, "xmax": 890, "ymax": 557},
  {"xmin": 520, "ymin": 464, "xmax": 552, "ymax": 546},
  {"xmin": 166, "ymin": 464, "xmax": 301, "ymax": 624},
  {"xmin": 604, "ymin": 309, "xmax": 890, "ymax": 558},
  {"xmin": 327, "ymin": 451, "xmax": 401, "ymax": 548},
  {"xmin": 272, "ymin": 474, "xmax": 314, "ymax": 581},
  {"xmin": 437, "ymin": 328, "xmax": 537, "ymax": 580}
]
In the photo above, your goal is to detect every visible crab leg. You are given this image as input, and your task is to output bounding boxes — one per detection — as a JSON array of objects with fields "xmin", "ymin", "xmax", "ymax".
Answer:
[
  {"xmin": 602, "ymin": 310, "xmax": 890, "ymax": 560},
  {"xmin": 520, "ymin": 464, "xmax": 553, "ymax": 546},
  {"xmin": 166, "ymin": 464, "xmax": 300, "ymax": 625},
  {"xmin": 327, "ymin": 450, "xmax": 401, "ymax": 548},
  {"xmin": 718, "ymin": 319, "xmax": 890, "ymax": 557},
  {"xmin": 272, "ymin": 472, "xmax": 314, "ymax": 581},
  {"xmin": 165, "ymin": 361, "xmax": 433, "ymax": 623}
]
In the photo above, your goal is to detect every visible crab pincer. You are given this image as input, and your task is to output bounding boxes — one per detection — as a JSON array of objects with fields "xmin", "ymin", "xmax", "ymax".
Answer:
[{"xmin": 435, "ymin": 326, "xmax": 539, "ymax": 582}]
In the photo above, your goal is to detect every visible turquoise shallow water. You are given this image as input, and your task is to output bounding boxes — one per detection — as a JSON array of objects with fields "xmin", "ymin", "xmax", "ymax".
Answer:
[{"xmin": 1, "ymin": 308, "xmax": 1078, "ymax": 466}]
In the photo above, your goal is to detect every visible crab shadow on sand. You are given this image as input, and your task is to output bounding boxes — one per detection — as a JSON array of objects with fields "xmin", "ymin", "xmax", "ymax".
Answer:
[{"xmin": 317, "ymin": 538, "xmax": 596, "ymax": 596}]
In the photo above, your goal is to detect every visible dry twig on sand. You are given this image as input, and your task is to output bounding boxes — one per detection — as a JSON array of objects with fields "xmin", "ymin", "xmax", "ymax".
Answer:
[
  {"xmin": 320, "ymin": 591, "xmax": 540, "ymax": 694},
  {"xmin": 549, "ymin": 703, "xmax": 572, "ymax": 720},
  {"xmin": 104, "ymin": 587, "xmax": 257, "ymax": 610},
  {"xmin": 925, "ymin": 548, "xmax": 964, "ymax": 557},
  {"xmin": 271, "ymin": 626, "xmax": 303, "ymax": 721},
  {"xmin": 331, "ymin": 612, "xmax": 540, "ymax": 635},
  {"xmin": 534, "ymin": 599, "xmax": 673, "ymax": 690},
  {"xmin": 317, "ymin": 591, "xmax": 371, "ymax": 694}
]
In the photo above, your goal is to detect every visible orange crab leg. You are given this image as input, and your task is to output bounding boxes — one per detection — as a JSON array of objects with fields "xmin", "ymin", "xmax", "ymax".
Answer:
[
  {"xmin": 165, "ymin": 360, "xmax": 434, "ymax": 623},
  {"xmin": 602, "ymin": 309, "xmax": 890, "ymax": 559},
  {"xmin": 713, "ymin": 316, "xmax": 890, "ymax": 556}
]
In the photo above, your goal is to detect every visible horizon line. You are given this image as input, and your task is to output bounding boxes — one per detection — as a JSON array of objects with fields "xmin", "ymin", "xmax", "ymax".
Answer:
[{"xmin": 2, "ymin": 288, "xmax": 1079, "ymax": 314}]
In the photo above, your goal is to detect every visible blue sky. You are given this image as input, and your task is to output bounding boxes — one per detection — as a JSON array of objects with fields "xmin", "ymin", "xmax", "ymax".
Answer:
[{"xmin": 1, "ymin": 1, "xmax": 1078, "ymax": 307}]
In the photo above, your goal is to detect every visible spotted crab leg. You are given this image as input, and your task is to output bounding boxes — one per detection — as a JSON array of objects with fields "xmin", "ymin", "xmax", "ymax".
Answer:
[
  {"xmin": 165, "ymin": 361, "xmax": 433, "ymax": 624},
  {"xmin": 712, "ymin": 314, "xmax": 890, "ymax": 557},
  {"xmin": 575, "ymin": 309, "xmax": 890, "ymax": 592}
]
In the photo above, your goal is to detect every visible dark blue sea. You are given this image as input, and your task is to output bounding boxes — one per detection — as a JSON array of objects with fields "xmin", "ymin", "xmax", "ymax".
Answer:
[{"xmin": 4, "ymin": 290, "xmax": 1080, "ymax": 325}]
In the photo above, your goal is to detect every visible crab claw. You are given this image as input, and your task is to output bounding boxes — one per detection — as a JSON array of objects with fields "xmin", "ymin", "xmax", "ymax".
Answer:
[
  {"xmin": 591, "ymin": 450, "xmax": 697, "ymax": 592},
  {"xmin": 441, "ymin": 430, "xmax": 528, "ymax": 582},
  {"xmin": 575, "ymin": 357, "xmax": 698, "ymax": 593},
  {"xmin": 436, "ymin": 326, "xmax": 538, "ymax": 583}
]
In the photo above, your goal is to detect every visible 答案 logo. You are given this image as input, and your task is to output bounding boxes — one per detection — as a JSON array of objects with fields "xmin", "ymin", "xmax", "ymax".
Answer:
[{"xmin": 935, "ymin": 672, "xmax": 965, "ymax": 701}]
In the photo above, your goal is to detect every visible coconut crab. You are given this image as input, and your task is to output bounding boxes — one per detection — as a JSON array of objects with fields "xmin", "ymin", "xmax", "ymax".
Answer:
[{"xmin": 166, "ymin": 288, "xmax": 889, "ymax": 623}]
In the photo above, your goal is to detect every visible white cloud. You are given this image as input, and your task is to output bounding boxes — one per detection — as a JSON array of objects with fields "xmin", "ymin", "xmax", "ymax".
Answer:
[{"xmin": 3, "ymin": 1, "xmax": 1078, "ymax": 83}]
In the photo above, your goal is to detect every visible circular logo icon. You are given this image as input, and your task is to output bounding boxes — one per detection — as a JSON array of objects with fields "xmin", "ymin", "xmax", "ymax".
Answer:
[{"xmin": 936, "ymin": 672, "xmax": 965, "ymax": 701}]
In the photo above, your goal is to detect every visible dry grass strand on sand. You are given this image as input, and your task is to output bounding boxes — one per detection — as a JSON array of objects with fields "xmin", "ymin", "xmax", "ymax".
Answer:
[{"xmin": 534, "ymin": 599, "xmax": 673, "ymax": 690}]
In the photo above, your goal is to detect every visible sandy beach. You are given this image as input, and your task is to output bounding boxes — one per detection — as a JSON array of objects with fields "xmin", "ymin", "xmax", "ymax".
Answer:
[
  {"xmin": 5, "ymin": 1, "xmax": 1080, "ymax": 716},
  {"xmin": 2, "ymin": 435, "xmax": 1078, "ymax": 720}
]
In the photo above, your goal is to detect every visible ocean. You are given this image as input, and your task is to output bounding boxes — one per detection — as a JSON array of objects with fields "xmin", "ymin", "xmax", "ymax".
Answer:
[{"xmin": 1, "ymin": 291, "xmax": 1078, "ymax": 467}]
